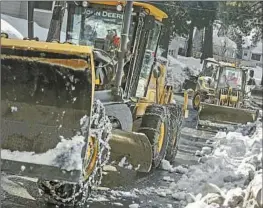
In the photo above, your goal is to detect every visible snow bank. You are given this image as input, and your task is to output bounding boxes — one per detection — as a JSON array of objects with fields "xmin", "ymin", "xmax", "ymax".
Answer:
[
  {"xmin": 167, "ymin": 55, "xmax": 202, "ymax": 92},
  {"xmin": 1, "ymin": 19, "xmax": 23, "ymax": 39},
  {"xmin": 1, "ymin": 14, "xmax": 66, "ymax": 41},
  {"xmin": 136, "ymin": 120, "xmax": 262, "ymax": 208}
]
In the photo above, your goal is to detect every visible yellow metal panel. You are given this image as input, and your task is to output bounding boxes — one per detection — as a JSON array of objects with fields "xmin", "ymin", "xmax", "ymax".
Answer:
[
  {"xmin": 1, "ymin": 38, "xmax": 93, "ymax": 56},
  {"xmin": 89, "ymin": 1, "xmax": 168, "ymax": 21}
]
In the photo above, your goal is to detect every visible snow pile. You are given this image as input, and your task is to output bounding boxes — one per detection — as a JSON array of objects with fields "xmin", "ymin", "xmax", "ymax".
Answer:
[
  {"xmin": 1, "ymin": 135, "xmax": 86, "ymax": 171},
  {"xmin": 1, "ymin": 14, "xmax": 66, "ymax": 41},
  {"xmin": 175, "ymin": 121, "xmax": 262, "ymax": 208},
  {"xmin": 138, "ymin": 121, "xmax": 262, "ymax": 208},
  {"xmin": 167, "ymin": 55, "xmax": 202, "ymax": 92}
]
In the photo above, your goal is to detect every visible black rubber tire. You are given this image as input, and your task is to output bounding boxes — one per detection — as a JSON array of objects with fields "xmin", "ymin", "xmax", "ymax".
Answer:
[
  {"xmin": 138, "ymin": 105, "xmax": 170, "ymax": 168},
  {"xmin": 165, "ymin": 104, "xmax": 183, "ymax": 162},
  {"xmin": 192, "ymin": 91, "xmax": 201, "ymax": 111}
]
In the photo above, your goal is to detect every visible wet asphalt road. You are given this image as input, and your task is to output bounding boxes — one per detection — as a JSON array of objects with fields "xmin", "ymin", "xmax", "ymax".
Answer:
[{"xmin": 1, "ymin": 95, "xmax": 217, "ymax": 208}]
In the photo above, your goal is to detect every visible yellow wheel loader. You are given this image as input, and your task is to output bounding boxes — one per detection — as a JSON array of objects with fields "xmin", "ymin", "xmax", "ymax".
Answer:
[
  {"xmin": 1, "ymin": 1, "xmax": 185, "ymax": 206},
  {"xmin": 194, "ymin": 64, "xmax": 259, "ymax": 131}
]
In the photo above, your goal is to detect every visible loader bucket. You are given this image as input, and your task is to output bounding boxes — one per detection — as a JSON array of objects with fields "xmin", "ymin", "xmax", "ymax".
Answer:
[
  {"xmin": 109, "ymin": 129, "xmax": 152, "ymax": 173},
  {"xmin": 1, "ymin": 39, "xmax": 95, "ymax": 182},
  {"xmin": 198, "ymin": 103, "xmax": 258, "ymax": 129}
]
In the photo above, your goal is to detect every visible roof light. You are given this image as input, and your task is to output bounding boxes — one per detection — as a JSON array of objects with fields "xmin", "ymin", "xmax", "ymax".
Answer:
[
  {"xmin": 116, "ymin": 4, "xmax": 123, "ymax": 11},
  {"xmin": 82, "ymin": 1, "xmax": 89, "ymax": 7}
]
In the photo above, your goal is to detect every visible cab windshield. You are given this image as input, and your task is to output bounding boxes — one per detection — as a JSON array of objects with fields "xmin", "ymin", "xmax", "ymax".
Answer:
[
  {"xmin": 67, "ymin": 6, "xmax": 134, "ymax": 49},
  {"xmin": 218, "ymin": 67, "xmax": 242, "ymax": 89}
]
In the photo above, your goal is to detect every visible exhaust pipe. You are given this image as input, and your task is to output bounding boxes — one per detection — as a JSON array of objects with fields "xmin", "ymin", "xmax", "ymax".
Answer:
[
  {"xmin": 115, "ymin": 0, "xmax": 134, "ymax": 89},
  {"xmin": 27, "ymin": 2, "xmax": 34, "ymax": 38}
]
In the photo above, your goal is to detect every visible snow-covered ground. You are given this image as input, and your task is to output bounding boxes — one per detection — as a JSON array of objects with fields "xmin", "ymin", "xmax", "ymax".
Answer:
[
  {"xmin": 91, "ymin": 119, "xmax": 262, "ymax": 208},
  {"xmin": 1, "ymin": 14, "xmax": 66, "ymax": 41},
  {"xmin": 1, "ymin": 135, "xmax": 86, "ymax": 171},
  {"xmin": 146, "ymin": 119, "xmax": 262, "ymax": 208}
]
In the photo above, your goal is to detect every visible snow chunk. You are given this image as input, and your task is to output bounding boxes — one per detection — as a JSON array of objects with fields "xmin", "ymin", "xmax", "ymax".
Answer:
[
  {"xmin": 20, "ymin": 166, "xmax": 26, "ymax": 172},
  {"xmin": 129, "ymin": 203, "xmax": 139, "ymax": 208},
  {"xmin": 111, "ymin": 190, "xmax": 138, "ymax": 198},
  {"xmin": 160, "ymin": 159, "xmax": 173, "ymax": 171},
  {"xmin": 201, "ymin": 193, "xmax": 225, "ymax": 205},
  {"xmin": 118, "ymin": 157, "xmax": 133, "ymax": 170},
  {"xmin": 157, "ymin": 191, "xmax": 167, "ymax": 197},
  {"xmin": 172, "ymin": 192, "xmax": 186, "ymax": 201},
  {"xmin": 223, "ymin": 187, "xmax": 245, "ymax": 208},
  {"xmin": 163, "ymin": 176, "xmax": 174, "ymax": 182},
  {"xmin": 112, "ymin": 202, "xmax": 123, "ymax": 206},
  {"xmin": 10, "ymin": 106, "xmax": 18, "ymax": 112},
  {"xmin": 170, "ymin": 165, "xmax": 188, "ymax": 174},
  {"xmin": 201, "ymin": 146, "xmax": 212, "ymax": 155}
]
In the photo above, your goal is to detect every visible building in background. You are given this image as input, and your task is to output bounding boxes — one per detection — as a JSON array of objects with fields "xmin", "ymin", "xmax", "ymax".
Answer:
[{"xmin": 242, "ymin": 42, "xmax": 263, "ymax": 67}]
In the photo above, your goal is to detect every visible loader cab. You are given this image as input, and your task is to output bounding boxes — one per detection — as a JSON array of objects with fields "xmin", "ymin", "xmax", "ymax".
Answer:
[
  {"xmin": 65, "ymin": 2, "xmax": 167, "ymax": 96},
  {"xmin": 66, "ymin": 2, "xmax": 135, "ymax": 52},
  {"xmin": 216, "ymin": 66, "xmax": 243, "ymax": 90}
]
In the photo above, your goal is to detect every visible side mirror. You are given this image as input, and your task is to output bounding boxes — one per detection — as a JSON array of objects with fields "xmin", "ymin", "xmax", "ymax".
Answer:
[
  {"xmin": 249, "ymin": 69, "xmax": 254, "ymax": 78},
  {"xmin": 153, "ymin": 65, "xmax": 161, "ymax": 78}
]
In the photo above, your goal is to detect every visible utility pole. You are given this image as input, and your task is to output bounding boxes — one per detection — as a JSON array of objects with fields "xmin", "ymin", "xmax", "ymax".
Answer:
[
  {"xmin": 28, "ymin": 1, "xmax": 34, "ymax": 38},
  {"xmin": 115, "ymin": 1, "xmax": 134, "ymax": 90}
]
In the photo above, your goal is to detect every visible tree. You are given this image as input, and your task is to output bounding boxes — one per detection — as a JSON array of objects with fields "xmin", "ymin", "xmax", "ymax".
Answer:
[
  {"xmin": 149, "ymin": 1, "xmax": 190, "ymax": 58},
  {"xmin": 46, "ymin": 1, "xmax": 66, "ymax": 42},
  {"xmin": 182, "ymin": 1, "xmax": 218, "ymax": 58},
  {"xmin": 218, "ymin": 1, "xmax": 262, "ymax": 59}
]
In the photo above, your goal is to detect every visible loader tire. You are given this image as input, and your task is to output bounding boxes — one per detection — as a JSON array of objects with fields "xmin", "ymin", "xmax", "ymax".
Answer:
[
  {"xmin": 38, "ymin": 100, "xmax": 111, "ymax": 207},
  {"xmin": 138, "ymin": 105, "xmax": 170, "ymax": 168},
  {"xmin": 192, "ymin": 91, "xmax": 201, "ymax": 111},
  {"xmin": 165, "ymin": 104, "xmax": 183, "ymax": 162}
]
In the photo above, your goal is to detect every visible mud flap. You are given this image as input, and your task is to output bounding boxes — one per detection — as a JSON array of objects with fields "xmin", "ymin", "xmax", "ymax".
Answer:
[
  {"xmin": 1, "ymin": 46, "xmax": 94, "ymax": 182},
  {"xmin": 108, "ymin": 129, "xmax": 152, "ymax": 173},
  {"xmin": 198, "ymin": 103, "xmax": 258, "ymax": 128}
]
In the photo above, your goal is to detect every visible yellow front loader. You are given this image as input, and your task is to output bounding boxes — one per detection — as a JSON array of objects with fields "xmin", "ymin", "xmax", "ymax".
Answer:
[
  {"xmin": 1, "ymin": 1, "xmax": 185, "ymax": 206},
  {"xmin": 192, "ymin": 64, "xmax": 259, "ymax": 130}
]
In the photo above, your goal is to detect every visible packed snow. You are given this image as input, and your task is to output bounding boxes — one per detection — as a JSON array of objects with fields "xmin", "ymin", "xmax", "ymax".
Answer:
[
  {"xmin": 1, "ymin": 135, "xmax": 86, "ymax": 171},
  {"xmin": 1, "ymin": 19, "xmax": 23, "ymax": 39}
]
